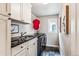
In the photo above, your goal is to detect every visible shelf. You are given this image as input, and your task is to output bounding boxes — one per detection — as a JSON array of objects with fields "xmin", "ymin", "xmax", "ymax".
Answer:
[{"xmin": 8, "ymin": 18, "xmax": 30, "ymax": 24}]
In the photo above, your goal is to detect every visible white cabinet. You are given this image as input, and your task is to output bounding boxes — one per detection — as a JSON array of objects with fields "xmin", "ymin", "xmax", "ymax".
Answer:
[
  {"xmin": 12, "ymin": 41, "xmax": 28, "ymax": 56},
  {"xmin": 12, "ymin": 37, "xmax": 37, "ymax": 56},
  {"xmin": 10, "ymin": 3, "xmax": 32, "ymax": 23},
  {"xmin": 27, "ymin": 38, "xmax": 37, "ymax": 56},
  {"xmin": 16, "ymin": 49, "xmax": 26, "ymax": 56},
  {"xmin": 28, "ymin": 43, "xmax": 35, "ymax": 56},
  {"xmin": 0, "ymin": 3, "xmax": 10, "ymax": 16},
  {"xmin": 11, "ymin": 3, "xmax": 21, "ymax": 21},
  {"xmin": 32, "ymin": 38, "xmax": 37, "ymax": 56},
  {"xmin": 28, "ymin": 42, "xmax": 37, "ymax": 56},
  {"xmin": 0, "ymin": 15, "xmax": 11, "ymax": 56},
  {"xmin": 0, "ymin": 20, "xmax": 7, "ymax": 56},
  {"xmin": 0, "ymin": 3, "xmax": 32, "ymax": 23},
  {"xmin": 33, "ymin": 41, "xmax": 37, "ymax": 56},
  {"xmin": 21, "ymin": 3, "xmax": 32, "ymax": 23}
]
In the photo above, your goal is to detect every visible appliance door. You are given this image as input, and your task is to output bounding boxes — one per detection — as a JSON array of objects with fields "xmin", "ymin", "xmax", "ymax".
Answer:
[
  {"xmin": 37, "ymin": 36, "xmax": 43, "ymax": 56},
  {"xmin": 37, "ymin": 35, "xmax": 47, "ymax": 56}
]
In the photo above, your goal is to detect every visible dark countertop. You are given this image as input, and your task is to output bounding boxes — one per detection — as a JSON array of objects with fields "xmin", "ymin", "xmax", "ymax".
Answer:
[
  {"xmin": 11, "ymin": 33, "xmax": 46, "ymax": 48},
  {"xmin": 11, "ymin": 35, "xmax": 36, "ymax": 48}
]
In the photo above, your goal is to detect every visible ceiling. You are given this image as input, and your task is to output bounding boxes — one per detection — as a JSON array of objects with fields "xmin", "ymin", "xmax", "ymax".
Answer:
[{"xmin": 31, "ymin": 3, "xmax": 62, "ymax": 17}]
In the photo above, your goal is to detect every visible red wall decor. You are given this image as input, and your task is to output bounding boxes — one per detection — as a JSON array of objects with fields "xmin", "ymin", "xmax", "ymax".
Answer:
[{"xmin": 33, "ymin": 19, "xmax": 40, "ymax": 30}]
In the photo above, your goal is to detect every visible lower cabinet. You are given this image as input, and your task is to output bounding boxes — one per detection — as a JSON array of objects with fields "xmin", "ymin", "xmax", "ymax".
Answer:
[
  {"xmin": 16, "ymin": 49, "xmax": 26, "ymax": 56},
  {"xmin": 27, "ymin": 41, "xmax": 37, "ymax": 56},
  {"xmin": 12, "ymin": 37, "xmax": 37, "ymax": 56}
]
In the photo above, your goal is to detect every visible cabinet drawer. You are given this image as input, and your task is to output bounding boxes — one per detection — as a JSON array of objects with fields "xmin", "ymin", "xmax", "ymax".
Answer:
[{"xmin": 12, "ymin": 42, "xmax": 28, "ymax": 56}]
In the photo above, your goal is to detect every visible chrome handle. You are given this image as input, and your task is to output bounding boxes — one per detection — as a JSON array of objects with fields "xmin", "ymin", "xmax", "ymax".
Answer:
[
  {"xmin": 8, "ymin": 13, "xmax": 11, "ymax": 16},
  {"xmin": 27, "ymin": 48, "xmax": 28, "ymax": 50}
]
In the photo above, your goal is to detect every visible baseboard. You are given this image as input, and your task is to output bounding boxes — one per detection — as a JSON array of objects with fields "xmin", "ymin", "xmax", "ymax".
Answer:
[{"xmin": 46, "ymin": 45, "xmax": 59, "ymax": 48}]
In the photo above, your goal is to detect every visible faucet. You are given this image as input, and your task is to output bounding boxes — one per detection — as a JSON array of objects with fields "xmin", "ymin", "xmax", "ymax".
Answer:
[{"xmin": 20, "ymin": 32, "xmax": 27, "ymax": 37}]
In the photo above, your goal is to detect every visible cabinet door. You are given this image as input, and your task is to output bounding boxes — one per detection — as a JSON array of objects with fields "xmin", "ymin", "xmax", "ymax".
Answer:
[
  {"xmin": 33, "ymin": 41, "xmax": 37, "ymax": 56},
  {"xmin": 0, "ymin": 20, "xmax": 7, "ymax": 55},
  {"xmin": 28, "ymin": 44, "xmax": 35, "ymax": 56},
  {"xmin": 0, "ymin": 3, "xmax": 8, "ymax": 15},
  {"xmin": 11, "ymin": 3, "xmax": 21, "ymax": 21},
  {"xmin": 28, "ymin": 39, "xmax": 37, "ymax": 56},
  {"xmin": 16, "ymin": 49, "xmax": 26, "ymax": 56},
  {"xmin": 22, "ymin": 3, "xmax": 31, "ymax": 23}
]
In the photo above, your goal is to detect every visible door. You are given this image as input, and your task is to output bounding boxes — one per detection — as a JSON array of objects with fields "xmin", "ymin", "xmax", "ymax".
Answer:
[
  {"xmin": 33, "ymin": 41, "xmax": 37, "ymax": 56},
  {"xmin": 11, "ymin": 3, "xmax": 21, "ymax": 21},
  {"xmin": 16, "ymin": 49, "xmax": 26, "ymax": 56},
  {"xmin": 28, "ymin": 40, "xmax": 37, "ymax": 56},
  {"xmin": 0, "ymin": 20, "xmax": 7, "ymax": 55},
  {"xmin": 28, "ymin": 44, "xmax": 35, "ymax": 56},
  {"xmin": 21, "ymin": 3, "xmax": 31, "ymax": 23},
  {"xmin": 0, "ymin": 3, "xmax": 9, "ymax": 16}
]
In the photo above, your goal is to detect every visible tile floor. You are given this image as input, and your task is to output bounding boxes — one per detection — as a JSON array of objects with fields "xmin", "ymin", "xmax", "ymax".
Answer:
[{"xmin": 41, "ymin": 51, "xmax": 60, "ymax": 56}]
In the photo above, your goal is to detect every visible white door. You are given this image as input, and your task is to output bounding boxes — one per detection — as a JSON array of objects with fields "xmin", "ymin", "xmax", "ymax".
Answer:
[
  {"xmin": 28, "ymin": 44, "xmax": 35, "ymax": 56},
  {"xmin": 0, "ymin": 20, "xmax": 7, "ymax": 55},
  {"xmin": 16, "ymin": 49, "xmax": 26, "ymax": 56},
  {"xmin": 28, "ymin": 42, "xmax": 37, "ymax": 56},
  {"xmin": 33, "ymin": 41, "xmax": 37, "ymax": 56},
  {"xmin": 0, "ymin": 3, "xmax": 8, "ymax": 15},
  {"xmin": 22, "ymin": 3, "xmax": 31, "ymax": 23},
  {"xmin": 11, "ymin": 3, "xmax": 21, "ymax": 21}
]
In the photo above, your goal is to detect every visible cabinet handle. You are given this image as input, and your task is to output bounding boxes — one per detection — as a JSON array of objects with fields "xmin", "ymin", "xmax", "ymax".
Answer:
[
  {"xmin": 8, "ymin": 18, "xmax": 10, "ymax": 20},
  {"xmin": 8, "ymin": 13, "xmax": 11, "ymax": 16},
  {"xmin": 21, "ymin": 46, "xmax": 23, "ymax": 48},
  {"xmin": 21, "ymin": 19, "xmax": 24, "ymax": 21},
  {"xmin": 33, "ymin": 43, "xmax": 35, "ymax": 45},
  {"xmin": 27, "ymin": 48, "xmax": 28, "ymax": 50}
]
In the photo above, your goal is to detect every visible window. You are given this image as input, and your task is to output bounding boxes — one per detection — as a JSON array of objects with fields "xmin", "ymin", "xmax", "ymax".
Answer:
[{"xmin": 49, "ymin": 22, "xmax": 57, "ymax": 33}]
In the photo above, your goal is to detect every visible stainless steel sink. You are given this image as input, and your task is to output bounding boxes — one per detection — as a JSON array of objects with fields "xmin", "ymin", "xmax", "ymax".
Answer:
[
  {"xmin": 25, "ymin": 36, "xmax": 34, "ymax": 40},
  {"xmin": 11, "ymin": 35, "xmax": 35, "ymax": 47}
]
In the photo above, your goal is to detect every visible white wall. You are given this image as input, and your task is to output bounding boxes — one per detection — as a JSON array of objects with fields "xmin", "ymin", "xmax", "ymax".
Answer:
[
  {"xmin": 76, "ymin": 3, "xmax": 79, "ymax": 55},
  {"xmin": 60, "ymin": 4, "xmax": 71, "ymax": 56},
  {"xmin": 38, "ymin": 15, "xmax": 59, "ymax": 46},
  {"xmin": 59, "ymin": 4, "xmax": 77, "ymax": 56},
  {"xmin": 70, "ymin": 4, "xmax": 76, "ymax": 55}
]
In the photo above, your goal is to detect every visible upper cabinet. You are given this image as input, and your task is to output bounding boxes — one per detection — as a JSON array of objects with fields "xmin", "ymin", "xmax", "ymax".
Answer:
[
  {"xmin": 0, "ymin": 3, "xmax": 10, "ymax": 16},
  {"xmin": 10, "ymin": 3, "xmax": 21, "ymax": 21},
  {"xmin": 10, "ymin": 3, "xmax": 32, "ymax": 23},
  {"xmin": 21, "ymin": 3, "xmax": 32, "ymax": 23},
  {"xmin": 0, "ymin": 3, "xmax": 32, "ymax": 23}
]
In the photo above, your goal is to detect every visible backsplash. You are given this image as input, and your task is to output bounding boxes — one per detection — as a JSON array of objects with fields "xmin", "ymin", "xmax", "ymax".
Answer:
[{"xmin": 11, "ymin": 21, "xmax": 35, "ymax": 37}]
